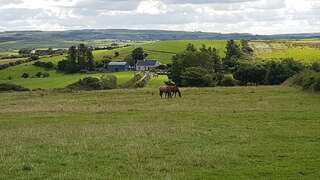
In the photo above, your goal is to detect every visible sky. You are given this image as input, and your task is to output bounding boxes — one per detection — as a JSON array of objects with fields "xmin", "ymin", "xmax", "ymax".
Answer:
[{"xmin": 0, "ymin": 0, "xmax": 319, "ymax": 34}]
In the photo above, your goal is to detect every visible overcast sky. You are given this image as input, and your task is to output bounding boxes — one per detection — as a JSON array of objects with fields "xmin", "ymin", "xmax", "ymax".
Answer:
[{"xmin": 0, "ymin": 0, "xmax": 319, "ymax": 34}]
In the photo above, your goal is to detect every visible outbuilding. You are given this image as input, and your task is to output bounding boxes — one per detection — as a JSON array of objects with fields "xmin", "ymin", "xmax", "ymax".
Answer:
[{"xmin": 107, "ymin": 62, "xmax": 129, "ymax": 72}]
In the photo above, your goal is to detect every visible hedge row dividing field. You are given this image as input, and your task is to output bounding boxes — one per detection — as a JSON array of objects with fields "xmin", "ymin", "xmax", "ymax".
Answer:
[{"xmin": 0, "ymin": 86, "xmax": 319, "ymax": 179}]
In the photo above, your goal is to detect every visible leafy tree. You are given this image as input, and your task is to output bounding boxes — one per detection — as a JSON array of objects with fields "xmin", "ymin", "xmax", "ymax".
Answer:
[
  {"xmin": 223, "ymin": 40, "xmax": 242, "ymax": 71},
  {"xmin": 86, "ymin": 48, "xmax": 95, "ymax": 71},
  {"xmin": 124, "ymin": 55, "xmax": 135, "ymax": 67},
  {"xmin": 132, "ymin": 47, "xmax": 146, "ymax": 66},
  {"xmin": 114, "ymin": 51, "xmax": 120, "ymax": 57}
]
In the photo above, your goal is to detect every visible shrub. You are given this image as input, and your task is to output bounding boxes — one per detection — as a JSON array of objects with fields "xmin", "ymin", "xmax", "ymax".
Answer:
[
  {"xmin": 181, "ymin": 67, "xmax": 213, "ymax": 87},
  {"xmin": 101, "ymin": 75, "xmax": 117, "ymax": 89},
  {"xmin": 33, "ymin": 61, "xmax": 54, "ymax": 69},
  {"xmin": 264, "ymin": 59, "xmax": 305, "ymax": 85},
  {"xmin": 0, "ymin": 83, "xmax": 29, "ymax": 92},
  {"xmin": 221, "ymin": 75, "xmax": 238, "ymax": 87},
  {"xmin": 21, "ymin": 73, "xmax": 29, "ymax": 78},
  {"xmin": 29, "ymin": 55, "xmax": 39, "ymax": 61},
  {"xmin": 287, "ymin": 71, "xmax": 320, "ymax": 92},
  {"xmin": 67, "ymin": 77, "xmax": 102, "ymax": 90},
  {"xmin": 311, "ymin": 62, "xmax": 320, "ymax": 72},
  {"xmin": 42, "ymin": 72, "xmax": 50, "ymax": 78},
  {"xmin": 234, "ymin": 63, "xmax": 267, "ymax": 85},
  {"xmin": 35, "ymin": 72, "xmax": 43, "ymax": 78}
]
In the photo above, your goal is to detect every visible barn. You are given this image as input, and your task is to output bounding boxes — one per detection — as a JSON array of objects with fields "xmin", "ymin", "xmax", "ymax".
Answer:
[{"xmin": 107, "ymin": 62, "xmax": 129, "ymax": 72}]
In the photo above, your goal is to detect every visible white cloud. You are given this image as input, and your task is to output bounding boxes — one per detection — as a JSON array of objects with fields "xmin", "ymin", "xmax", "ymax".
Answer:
[{"xmin": 0, "ymin": 0, "xmax": 319, "ymax": 34}]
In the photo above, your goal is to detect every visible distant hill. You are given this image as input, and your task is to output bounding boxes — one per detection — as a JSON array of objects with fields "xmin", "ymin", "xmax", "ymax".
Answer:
[
  {"xmin": 0, "ymin": 29, "xmax": 320, "ymax": 51},
  {"xmin": 1, "ymin": 29, "xmax": 320, "ymax": 42}
]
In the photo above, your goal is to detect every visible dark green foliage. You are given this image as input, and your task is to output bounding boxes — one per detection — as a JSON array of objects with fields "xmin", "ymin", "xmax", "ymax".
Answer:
[
  {"xmin": 181, "ymin": 67, "xmax": 214, "ymax": 87},
  {"xmin": 223, "ymin": 40, "xmax": 242, "ymax": 71},
  {"xmin": 35, "ymin": 72, "xmax": 43, "ymax": 78},
  {"xmin": 287, "ymin": 71, "xmax": 320, "ymax": 91},
  {"xmin": 29, "ymin": 55, "xmax": 39, "ymax": 61},
  {"xmin": 264, "ymin": 59, "xmax": 305, "ymax": 85},
  {"xmin": 21, "ymin": 73, "xmax": 29, "ymax": 78},
  {"xmin": 57, "ymin": 44, "xmax": 95, "ymax": 73},
  {"xmin": 234, "ymin": 63, "xmax": 267, "ymax": 85},
  {"xmin": 18, "ymin": 48, "xmax": 32, "ymax": 55},
  {"xmin": 241, "ymin": 40, "xmax": 254, "ymax": 55},
  {"xmin": 0, "ymin": 83, "xmax": 29, "ymax": 92},
  {"xmin": 114, "ymin": 51, "xmax": 120, "ymax": 57},
  {"xmin": 33, "ymin": 61, "xmax": 54, "ymax": 69},
  {"xmin": 42, "ymin": 72, "xmax": 50, "ymax": 78},
  {"xmin": 68, "ymin": 77, "xmax": 102, "ymax": 90},
  {"xmin": 124, "ymin": 55, "xmax": 135, "ymax": 67},
  {"xmin": 170, "ymin": 44, "xmax": 221, "ymax": 86},
  {"xmin": 311, "ymin": 62, "xmax": 320, "ymax": 72},
  {"xmin": 132, "ymin": 47, "xmax": 147, "ymax": 65}
]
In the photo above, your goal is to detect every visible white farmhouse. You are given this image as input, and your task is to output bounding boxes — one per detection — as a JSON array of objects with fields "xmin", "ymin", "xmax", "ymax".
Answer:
[{"xmin": 136, "ymin": 60, "xmax": 160, "ymax": 71}]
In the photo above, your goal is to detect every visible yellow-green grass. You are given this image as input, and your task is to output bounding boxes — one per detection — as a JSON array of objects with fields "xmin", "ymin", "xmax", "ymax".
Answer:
[
  {"xmin": 0, "ymin": 58, "xmax": 27, "ymax": 65},
  {"xmin": 250, "ymin": 40, "xmax": 320, "ymax": 64},
  {"xmin": 0, "ymin": 86, "xmax": 319, "ymax": 179},
  {"xmin": 93, "ymin": 40, "xmax": 228, "ymax": 64}
]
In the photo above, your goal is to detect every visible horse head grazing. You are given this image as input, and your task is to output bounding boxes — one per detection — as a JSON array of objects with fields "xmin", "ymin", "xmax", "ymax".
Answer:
[{"xmin": 159, "ymin": 86, "xmax": 172, "ymax": 99}]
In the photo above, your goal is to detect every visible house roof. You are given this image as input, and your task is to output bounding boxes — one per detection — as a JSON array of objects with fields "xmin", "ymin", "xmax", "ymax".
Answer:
[
  {"xmin": 108, "ymin": 62, "xmax": 128, "ymax": 66},
  {"xmin": 136, "ymin": 60, "xmax": 159, "ymax": 66}
]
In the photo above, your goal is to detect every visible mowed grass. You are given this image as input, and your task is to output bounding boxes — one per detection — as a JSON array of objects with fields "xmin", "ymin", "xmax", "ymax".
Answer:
[
  {"xmin": 250, "ymin": 40, "xmax": 320, "ymax": 63},
  {"xmin": 93, "ymin": 40, "xmax": 228, "ymax": 64},
  {"xmin": 0, "ymin": 86, "xmax": 319, "ymax": 179}
]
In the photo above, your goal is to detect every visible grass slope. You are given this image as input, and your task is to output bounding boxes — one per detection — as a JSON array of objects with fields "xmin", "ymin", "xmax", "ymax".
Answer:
[
  {"xmin": 0, "ymin": 86, "xmax": 319, "ymax": 179},
  {"xmin": 94, "ymin": 40, "xmax": 228, "ymax": 64}
]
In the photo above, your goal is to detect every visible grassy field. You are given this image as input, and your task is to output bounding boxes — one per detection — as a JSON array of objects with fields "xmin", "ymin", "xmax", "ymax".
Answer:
[
  {"xmin": 0, "ymin": 71, "xmax": 135, "ymax": 89},
  {"xmin": 0, "ymin": 86, "xmax": 319, "ymax": 179},
  {"xmin": 94, "ymin": 40, "xmax": 228, "ymax": 64},
  {"xmin": 250, "ymin": 40, "xmax": 320, "ymax": 63}
]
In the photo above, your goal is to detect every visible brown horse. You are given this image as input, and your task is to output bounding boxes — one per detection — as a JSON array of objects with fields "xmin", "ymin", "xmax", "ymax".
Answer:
[
  {"xmin": 159, "ymin": 86, "xmax": 172, "ymax": 99},
  {"xmin": 169, "ymin": 85, "xmax": 182, "ymax": 98}
]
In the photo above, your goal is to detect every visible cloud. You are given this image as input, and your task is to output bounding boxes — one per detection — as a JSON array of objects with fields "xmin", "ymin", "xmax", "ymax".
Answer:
[{"xmin": 0, "ymin": 0, "xmax": 319, "ymax": 34}]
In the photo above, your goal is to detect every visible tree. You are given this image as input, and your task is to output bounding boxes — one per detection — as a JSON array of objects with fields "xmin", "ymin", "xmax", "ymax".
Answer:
[
  {"xmin": 124, "ymin": 55, "xmax": 135, "ymax": 67},
  {"xmin": 86, "ymin": 48, "xmax": 95, "ymax": 71},
  {"xmin": 132, "ymin": 47, "xmax": 145, "ymax": 66},
  {"xmin": 114, "ymin": 51, "xmax": 120, "ymax": 57},
  {"xmin": 223, "ymin": 40, "xmax": 242, "ymax": 71},
  {"xmin": 170, "ymin": 44, "xmax": 222, "ymax": 86}
]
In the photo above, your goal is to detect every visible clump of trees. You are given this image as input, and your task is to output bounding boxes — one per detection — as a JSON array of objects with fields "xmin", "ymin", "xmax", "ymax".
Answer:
[
  {"xmin": 169, "ymin": 40, "xmax": 308, "ymax": 87},
  {"xmin": 21, "ymin": 72, "xmax": 50, "ymax": 79},
  {"xmin": 58, "ymin": 44, "xmax": 95, "ymax": 73},
  {"xmin": 170, "ymin": 44, "xmax": 222, "ymax": 87},
  {"xmin": 125, "ymin": 47, "xmax": 148, "ymax": 67}
]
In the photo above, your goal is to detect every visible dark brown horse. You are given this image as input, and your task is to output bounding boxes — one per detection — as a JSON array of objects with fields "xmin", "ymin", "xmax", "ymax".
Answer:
[
  {"xmin": 169, "ymin": 85, "xmax": 182, "ymax": 98},
  {"xmin": 159, "ymin": 86, "xmax": 172, "ymax": 99}
]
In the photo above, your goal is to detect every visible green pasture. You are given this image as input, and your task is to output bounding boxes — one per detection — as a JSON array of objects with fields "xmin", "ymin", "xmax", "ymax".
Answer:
[
  {"xmin": 0, "ymin": 86, "xmax": 319, "ymax": 179},
  {"xmin": 93, "ymin": 40, "xmax": 228, "ymax": 64},
  {"xmin": 0, "ymin": 71, "xmax": 135, "ymax": 89}
]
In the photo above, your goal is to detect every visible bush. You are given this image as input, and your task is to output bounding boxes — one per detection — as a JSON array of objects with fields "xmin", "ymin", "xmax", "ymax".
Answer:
[
  {"xmin": 0, "ymin": 83, "xmax": 29, "ymax": 92},
  {"xmin": 221, "ymin": 75, "xmax": 238, "ymax": 86},
  {"xmin": 33, "ymin": 61, "xmax": 54, "ymax": 69},
  {"xmin": 101, "ymin": 75, "xmax": 117, "ymax": 89},
  {"xmin": 181, "ymin": 67, "xmax": 214, "ymax": 87},
  {"xmin": 42, "ymin": 72, "xmax": 50, "ymax": 78},
  {"xmin": 68, "ymin": 77, "xmax": 102, "ymax": 90},
  {"xmin": 21, "ymin": 73, "xmax": 29, "ymax": 78},
  {"xmin": 234, "ymin": 63, "xmax": 267, "ymax": 85},
  {"xmin": 35, "ymin": 72, "xmax": 43, "ymax": 78},
  {"xmin": 311, "ymin": 62, "xmax": 320, "ymax": 72},
  {"xmin": 287, "ymin": 71, "xmax": 320, "ymax": 92},
  {"xmin": 264, "ymin": 59, "xmax": 305, "ymax": 85}
]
